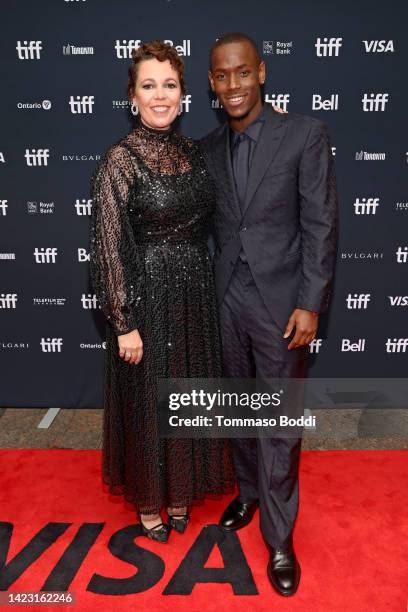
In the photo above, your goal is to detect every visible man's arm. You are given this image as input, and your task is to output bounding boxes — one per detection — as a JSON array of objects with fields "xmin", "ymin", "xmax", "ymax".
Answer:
[{"xmin": 284, "ymin": 120, "xmax": 338, "ymax": 349}]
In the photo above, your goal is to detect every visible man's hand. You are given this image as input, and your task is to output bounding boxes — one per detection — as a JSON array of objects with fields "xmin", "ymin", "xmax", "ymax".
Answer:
[
  {"xmin": 118, "ymin": 329, "xmax": 143, "ymax": 365},
  {"xmin": 283, "ymin": 309, "xmax": 318, "ymax": 350}
]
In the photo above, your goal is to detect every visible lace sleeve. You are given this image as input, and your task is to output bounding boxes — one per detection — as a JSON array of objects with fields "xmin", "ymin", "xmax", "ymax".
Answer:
[{"xmin": 89, "ymin": 144, "xmax": 142, "ymax": 336}]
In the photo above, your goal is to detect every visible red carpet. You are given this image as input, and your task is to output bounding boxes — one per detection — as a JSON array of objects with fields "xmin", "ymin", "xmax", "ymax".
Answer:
[{"xmin": 0, "ymin": 448, "xmax": 406, "ymax": 611}]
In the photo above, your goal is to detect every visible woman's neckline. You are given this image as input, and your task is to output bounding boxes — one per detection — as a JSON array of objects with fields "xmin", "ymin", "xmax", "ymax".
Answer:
[{"xmin": 137, "ymin": 117, "xmax": 174, "ymax": 138}]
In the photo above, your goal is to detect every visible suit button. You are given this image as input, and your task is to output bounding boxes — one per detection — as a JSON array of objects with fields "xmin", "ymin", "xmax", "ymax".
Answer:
[{"xmin": 240, "ymin": 226, "xmax": 247, "ymax": 231}]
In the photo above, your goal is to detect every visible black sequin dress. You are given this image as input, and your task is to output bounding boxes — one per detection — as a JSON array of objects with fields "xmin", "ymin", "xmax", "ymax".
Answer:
[{"xmin": 89, "ymin": 120, "xmax": 235, "ymax": 514}]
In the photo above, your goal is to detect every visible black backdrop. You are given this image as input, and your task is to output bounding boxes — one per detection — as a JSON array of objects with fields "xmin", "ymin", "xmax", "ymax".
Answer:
[{"xmin": 1, "ymin": 0, "xmax": 406, "ymax": 408}]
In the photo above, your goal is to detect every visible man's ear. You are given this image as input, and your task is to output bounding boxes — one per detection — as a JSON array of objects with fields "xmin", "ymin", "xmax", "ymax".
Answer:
[
  {"xmin": 208, "ymin": 69, "xmax": 215, "ymax": 91},
  {"xmin": 259, "ymin": 60, "xmax": 266, "ymax": 85}
]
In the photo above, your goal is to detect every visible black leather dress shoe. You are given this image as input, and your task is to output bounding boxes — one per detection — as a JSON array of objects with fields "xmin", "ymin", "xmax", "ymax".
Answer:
[
  {"xmin": 267, "ymin": 546, "xmax": 301, "ymax": 596},
  {"xmin": 219, "ymin": 496, "xmax": 259, "ymax": 532}
]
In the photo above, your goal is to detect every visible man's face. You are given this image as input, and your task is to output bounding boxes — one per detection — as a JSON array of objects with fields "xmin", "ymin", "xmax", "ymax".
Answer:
[{"xmin": 208, "ymin": 41, "xmax": 265, "ymax": 121}]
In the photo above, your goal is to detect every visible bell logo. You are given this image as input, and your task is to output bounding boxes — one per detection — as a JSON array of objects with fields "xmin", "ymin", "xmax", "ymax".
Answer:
[
  {"xmin": 362, "ymin": 93, "xmax": 389, "ymax": 112},
  {"xmin": 312, "ymin": 94, "xmax": 339, "ymax": 111},
  {"xmin": 341, "ymin": 339, "xmax": 366, "ymax": 352},
  {"xmin": 363, "ymin": 40, "xmax": 394, "ymax": 53},
  {"xmin": 315, "ymin": 37, "xmax": 343, "ymax": 57}
]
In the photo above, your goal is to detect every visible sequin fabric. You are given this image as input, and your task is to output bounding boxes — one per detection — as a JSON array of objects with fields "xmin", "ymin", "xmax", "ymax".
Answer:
[{"xmin": 89, "ymin": 120, "xmax": 235, "ymax": 514}]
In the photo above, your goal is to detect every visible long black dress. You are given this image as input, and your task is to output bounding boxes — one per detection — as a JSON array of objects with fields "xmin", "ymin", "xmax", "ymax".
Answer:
[{"xmin": 89, "ymin": 119, "xmax": 235, "ymax": 515}]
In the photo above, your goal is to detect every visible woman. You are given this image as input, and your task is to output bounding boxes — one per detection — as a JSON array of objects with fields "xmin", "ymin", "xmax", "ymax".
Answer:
[{"xmin": 89, "ymin": 40, "xmax": 235, "ymax": 543}]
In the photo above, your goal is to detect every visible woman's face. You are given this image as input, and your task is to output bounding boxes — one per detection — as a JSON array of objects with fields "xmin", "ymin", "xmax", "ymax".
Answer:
[{"xmin": 132, "ymin": 58, "xmax": 182, "ymax": 130}]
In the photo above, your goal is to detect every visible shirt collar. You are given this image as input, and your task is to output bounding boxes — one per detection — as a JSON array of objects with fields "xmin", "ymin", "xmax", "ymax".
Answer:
[{"xmin": 230, "ymin": 103, "xmax": 268, "ymax": 146}]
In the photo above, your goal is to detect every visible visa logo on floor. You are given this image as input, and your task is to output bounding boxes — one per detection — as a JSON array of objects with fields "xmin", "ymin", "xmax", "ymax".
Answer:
[{"xmin": 0, "ymin": 523, "xmax": 258, "ymax": 595}]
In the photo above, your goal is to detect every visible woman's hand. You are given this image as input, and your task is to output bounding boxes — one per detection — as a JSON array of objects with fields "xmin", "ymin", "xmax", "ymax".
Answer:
[{"xmin": 118, "ymin": 329, "xmax": 143, "ymax": 365}]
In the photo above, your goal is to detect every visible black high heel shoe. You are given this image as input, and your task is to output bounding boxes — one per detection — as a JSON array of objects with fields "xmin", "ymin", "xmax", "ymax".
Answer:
[
  {"xmin": 168, "ymin": 512, "xmax": 190, "ymax": 533},
  {"xmin": 140, "ymin": 519, "xmax": 170, "ymax": 543}
]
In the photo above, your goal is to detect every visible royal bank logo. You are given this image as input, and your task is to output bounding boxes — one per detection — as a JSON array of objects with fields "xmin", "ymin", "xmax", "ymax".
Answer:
[
  {"xmin": 41, "ymin": 338, "xmax": 63, "ymax": 353},
  {"xmin": 25, "ymin": 149, "xmax": 49, "ymax": 166},
  {"xmin": 355, "ymin": 150, "xmax": 385, "ymax": 161},
  {"xmin": 387, "ymin": 296, "xmax": 408, "ymax": 307},
  {"xmin": 16, "ymin": 41, "xmax": 42, "ymax": 60},
  {"xmin": 82, "ymin": 294, "xmax": 99, "ymax": 310},
  {"xmin": 27, "ymin": 201, "xmax": 55, "ymax": 214},
  {"xmin": 63, "ymin": 44, "xmax": 94, "ymax": 55},
  {"xmin": 75, "ymin": 199, "xmax": 92, "ymax": 215},
  {"xmin": 0, "ymin": 200, "xmax": 8, "ymax": 216},
  {"xmin": 363, "ymin": 40, "xmax": 394, "ymax": 53},
  {"xmin": 315, "ymin": 37, "xmax": 342, "ymax": 56},
  {"xmin": 353, "ymin": 197, "xmax": 379, "ymax": 214},
  {"xmin": 263, "ymin": 41, "xmax": 293, "ymax": 55},
  {"xmin": 385, "ymin": 338, "xmax": 408, "ymax": 353},
  {"xmin": 309, "ymin": 339, "xmax": 322, "ymax": 353},
  {"xmin": 346, "ymin": 293, "xmax": 371, "ymax": 309},
  {"xmin": 69, "ymin": 95, "xmax": 95, "ymax": 114},
  {"xmin": 114, "ymin": 39, "xmax": 191, "ymax": 59},
  {"xmin": 17, "ymin": 100, "xmax": 52, "ymax": 111},
  {"xmin": 312, "ymin": 94, "xmax": 339, "ymax": 111},
  {"xmin": 341, "ymin": 338, "xmax": 366, "ymax": 352},
  {"xmin": 33, "ymin": 248, "xmax": 58, "ymax": 264},
  {"xmin": 396, "ymin": 246, "xmax": 408, "ymax": 263},
  {"xmin": 265, "ymin": 94, "xmax": 290, "ymax": 111},
  {"xmin": 362, "ymin": 93, "xmax": 389, "ymax": 112},
  {"xmin": 0, "ymin": 294, "xmax": 18, "ymax": 309}
]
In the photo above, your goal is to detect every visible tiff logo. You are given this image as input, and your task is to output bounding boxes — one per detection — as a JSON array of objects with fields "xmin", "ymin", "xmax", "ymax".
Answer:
[
  {"xmin": 385, "ymin": 338, "xmax": 408, "ymax": 353},
  {"xmin": 341, "ymin": 339, "xmax": 366, "ymax": 352},
  {"xmin": 353, "ymin": 197, "xmax": 379, "ymax": 214},
  {"xmin": 41, "ymin": 338, "xmax": 63, "ymax": 353},
  {"xmin": 0, "ymin": 200, "xmax": 8, "ymax": 216},
  {"xmin": 346, "ymin": 293, "xmax": 371, "ymax": 309},
  {"xmin": 396, "ymin": 246, "xmax": 408, "ymax": 263},
  {"xmin": 265, "ymin": 94, "xmax": 290, "ymax": 111},
  {"xmin": 363, "ymin": 40, "xmax": 394, "ymax": 53},
  {"xmin": 312, "ymin": 94, "xmax": 338, "ymax": 111},
  {"xmin": 82, "ymin": 294, "xmax": 99, "ymax": 309},
  {"xmin": 0, "ymin": 294, "xmax": 18, "ymax": 309},
  {"xmin": 114, "ymin": 39, "xmax": 190, "ymax": 59},
  {"xmin": 309, "ymin": 339, "xmax": 322, "ymax": 353},
  {"xmin": 25, "ymin": 149, "xmax": 49, "ymax": 166},
  {"xmin": 69, "ymin": 95, "xmax": 95, "ymax": 114},
  {"xmin": 75, "ymin": 199, "xmax": 92, "ymax": 215},
  {"xmin": 16, "ymin": 41, "xmax": 42, "ymax": 60},
  {"xmin": 362, "ymin": 93, "xmax": 389, "ymax": 112},
  {"xmin": 315, "ymin": 37, "xmax": 342, "ymax": 56},
  {"xmin": 33, "ymin": 248, "xmax": 58, "ymax": 263},
  {"xmin": 180, "ymin": 95, "xmax": 192, "ymax": 113}
]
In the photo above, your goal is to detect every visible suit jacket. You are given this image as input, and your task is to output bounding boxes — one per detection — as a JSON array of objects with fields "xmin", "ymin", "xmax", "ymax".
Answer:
[{"xmin": 200, "ymin": 105, "xmax": 339, "ymax": 332}]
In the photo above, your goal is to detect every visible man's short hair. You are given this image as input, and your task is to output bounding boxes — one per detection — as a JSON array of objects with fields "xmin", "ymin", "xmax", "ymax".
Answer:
[{"xmin": 209, "ymin": 32, "xmax": 261, "ymax": 68}]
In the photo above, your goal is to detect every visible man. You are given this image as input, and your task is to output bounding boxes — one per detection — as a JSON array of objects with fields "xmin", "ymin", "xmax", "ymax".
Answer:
[{"xmin": 200, "ymin": 33, "xmax": 338, "ymax": 596}]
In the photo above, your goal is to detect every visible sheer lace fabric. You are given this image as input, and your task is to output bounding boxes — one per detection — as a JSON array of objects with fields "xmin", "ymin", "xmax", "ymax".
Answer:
[{"xmin": 89, "ymin": 121, "xmax": 235, "ymax": 514}]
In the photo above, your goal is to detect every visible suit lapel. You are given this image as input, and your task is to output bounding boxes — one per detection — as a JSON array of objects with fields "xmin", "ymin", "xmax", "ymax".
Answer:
[
  {"xmin": 242, "ymin": 106, "xmax": 287, "ymax": 216},
  {"xmin": 213, "ymin": 123, "xmax": 242, "ymax": 221}
]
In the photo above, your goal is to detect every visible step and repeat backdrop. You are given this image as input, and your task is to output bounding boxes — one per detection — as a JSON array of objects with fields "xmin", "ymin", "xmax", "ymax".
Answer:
[{"xmin": 1, "ymin": 0, "xmax": 406, "ymax": 407}]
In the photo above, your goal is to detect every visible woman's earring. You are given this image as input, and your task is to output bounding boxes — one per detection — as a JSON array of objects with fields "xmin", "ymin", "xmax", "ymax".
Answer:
[
  {"xmin": 131, "ymin": 103, "xmax": 139, "ymax": 116},
  {"xmin": 178, "ymin": 100, "xmax": 183, "ymax": 116}
]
